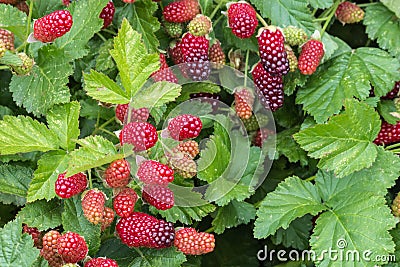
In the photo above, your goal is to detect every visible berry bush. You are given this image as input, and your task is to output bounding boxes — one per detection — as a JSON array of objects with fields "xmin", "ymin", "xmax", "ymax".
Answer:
[{"xmin": 0, "ymin": 0, "xmax": 400, "ymax": 266}]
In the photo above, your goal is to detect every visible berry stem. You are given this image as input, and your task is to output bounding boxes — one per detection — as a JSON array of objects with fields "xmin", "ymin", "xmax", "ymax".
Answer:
[
  {"xmin": 100, "ymin": 128, "xmax": 117, "ymax": 137},
  {"xmin": 204, "ymin": 226, "xmax": 214, "ymax": 233},
  {"xmin": 101, "ymin": 28, "xmax": 117, "ymax": 36},
  {"xmin": 88, "ymin": 169, "xmax": 93, "ymax": 189},
  {"xmin": 305, "ymin": 175, "xmax": 316, "ymax": 182},
  {"xmin": 320, "ymin": 0, "xmax": 341, "ymax": 36},
  {"xmin": 386, "ymin": 142, "xmax": 400, "ymax": 151},
  {"xmin": 212, "ymin": 14, "xmax": 224, "ymax": 29},
  {"xmin": 357, "ymin": 2, "xmax": 378, "ymax": 7},
  {"xmin": 209, "ymin": 1, "xmax": 224, "ymax": 20},
  {"xmin": 96, "ymin": 32, "xmax": 107, "ymax": 42},
  {"xmin": 133, "ymin": 247, "xmax": 145, "ymax": 258},
  {"xmin": 22, "ymin": 0, "xmax": 35, "ymax": 53},
  {"xmin": 0, "ymin": 66, "xmax": 10, "ymax": 70},
  {"xmin": 244, "ymin": 50, "xmax": 250, "ymax": 88},
  {"xmin": 256, "ymin": 13, "xmax": 268, "ymax": 28},
  {"xmin": 92, "ymin": 117, "xmax": 116, "ymax": 136}
]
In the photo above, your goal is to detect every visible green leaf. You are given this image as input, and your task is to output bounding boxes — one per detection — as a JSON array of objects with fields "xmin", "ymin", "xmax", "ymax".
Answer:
[
  {"xmin": 250, "ymin": 0, "xmax": 317, "ymax": 34},
  {"xmin": 307, "ymin": 0, "xmax": 333, "ymax": 9},
  {"xmin": 311, "ymin": 194, "xmax": 396, "ymax": 266},
  {"xmin": 27, "ymin": 151, "xmax": 69, "ymax": 202},
  {"xmin": 390, "ymin": 224, "xmax": 400, "ymax": 264},
  {"xmin": 10, "ymin": 46, "xmax": 73, "ymax": 116},
  {"xmin": 0, "ymin": 106, "xmax": 13, "ymax": 119},
  {"xmin": 364, "ymin": 4, "xmax": 400, "ymax": 61},
  {"xmin": 212, "ymin": 200, "xmax": 256, "ymax": 234},
  {"xmin": 199, "ymin": 0, "xmax": 214, "ymax": 15},
  {"xmin": 0, "ymin": 51, "xmax": 23, "ymax": 66},
  {"xmin": 96, "ymin": 39, "xmax": 115, "ymax": 71},
  {"xmin": 272, "ymin": 215, "xmax": 312, "ymax": 250},
  {"xmin": 47, "ymin": 102, "xmax": 80, "ymax": 151},
  {"xmin": 131, "ymin": 82, "xmax": 182, "ymax": 109},
  {"xmin": 18, "ymin": 199, "xmax": 62, "ymax": 231},
  {"xmin": 0, "ymin": 115, "xmax": 59, "ymax": 155},
  {"xmin": 128, "ymin": 247, "xmax": 186, "ymax": 267},
  {"xmin": 294, "ymin": 99, "xmax": 381, "ymax": 177},
  {"xmin": 275, "ymin": 126, "xmax": 308, "ymax": 166},
  {"xmin": 150, "ymin": 189, "xmax": 216, "ymax": 224},
  {"xmin": 0, "ymin": 164, "xmax": 32, "ymax": 197},
  {"xmin": 62, "ymin": 197, "xmax": 101, "ymax": 255},
  {"xmin": 178, "ymin": 82, "xmax": 221, "ymax": 102},
  {"xmin": 117, "ymin": 0, "xmax": 161, "ymax": 53},
  {"xmin": 381, "ymin": 0, "xmax": 400, "ymax": 17},
  {"xmin": 66, "ymin": 135, "xmax": 122, "ymax": 177},
  {"xmin": 110, "ymin": 19, "xmax": 159, "ymax": 97},
  {"xmin": 55, "ymin": 0, "xmax": 109, "ymax": 61},
  {"xmin": 29, "ymin": 0, "xmax": 62, "ymax": 19},
  {"xmin": 0, "ymin": 4, "xmax": 27, "ymax": 41},
  {"xmin": 378, "ymin": 100, "xmax": 400, "ymax": 125},
  {"xmin": 96, "ymin": 238, "xmax": 139, "ymax": 266},
  {"xmin": 296, "ymin": 47, "xmax": 400, "ymax": 123},
  {"xmin": 254, "ymin": 176, "xmax": 326, "ymax": 239},
  {"xmin": 84, "ymin": 70, "xmax": 130, "ymax": 104},
  {"xmin": 0, "ymin": 217, "xmax": 39, "ymax": 267}
]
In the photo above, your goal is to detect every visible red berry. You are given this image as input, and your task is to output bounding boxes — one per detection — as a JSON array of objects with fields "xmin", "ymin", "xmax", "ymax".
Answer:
[
  {"xmin": 116, "ymin": 212, "xmax": 159, "ymax": 247},
  {"xmin": 100, "ymin": 1, "xmax": 115, "ymax": 29},
  {"xmin": 254, "ymin": 128, "xmax": 274, "ymax": 147},
  {"xmin": 335, "ymin": 2, "xmax": 364, "ymax": 25},
  {"xmin": 180, "ymin": 32, "xmax": 210, "ymax": 81},
  {"xmin": 235, "ymin": 87, "xmax": 254, "ymax": 119},
  {"xmin": 149, "ymin": 219, "xmax": 175, "ymax": 249},
  {"xmin": 0, "ymin": 28, "xmax": 14, "ymax": 50},
  {"xmin": 298, "ymin": 39, "xmax": 324, "ymax": 75},
  {"xmin": 62, "ymin": 0, "xmax": 71, "ymax": 6},
  {"xmin": 257, "ymin": 26, "xmax": 290, "ymax": 76},
  {"xmin": 251, "ymin": 62, "xmax": 284, "ymax": 112},
  {"xmin": 169, "ymin": 40, "xmax": 185, "ymax": 65},
  {"xmin": 209, "ymin": 40, "xmax": 225, "ymax": 69},
  {"xmin": 122, "ymin": 0, "xmax": 135, "ymax": 3},
  {"xmin": 151, "ymin": 53, "xmax": 178, "ymax": 83},
  {"xmin": 167, "ymin": 114, "xmax": 202, "ymax": 141},
  {"xmin": 104, "ymin": 159, "xmax": 131, "ymax": 188},
  {"xmin": 383, "ymin": 81, "xmax": 400, "ymax": 100},
  {"xmin": 163, "ymin": 0, "xmax": 200, "ymax": 23},
  {"xmin": 226, "ymin": 1, "xmax": 258, "ymax": 39},
  {"xmin": 0, "ymin": 0, "xmax": 19, "ymax": 4},
  {"xmin": 174, "ymin": 228, "xmax": 215, "ymax": 255},
  {"xmin": 81, "ymin": 189, "xmax": 106, "ymax": 225},
  {"xmin": 33, "ymin": 10, "xmax": 73, "ymax": 43},
  {"xmin": 113, "ymin": 187, "xmax": 138, "ymax": 217},
  {"xmin": 115, "ymin": 104, "xmax": 150, "ymax": 123},
  {"xmin": 57, "ymin": 232, "xmax": 88, "ymax": 263},
  {"xmin": 23, "ymin": 225, "xmax": 43, "ymax": 249},
  {"xmin": 142, "ymin": 184, "xmax": 174, "ymax": 210},
  {"xmin": 55, "ymin": 172, "xmax": 87, "ymax": 199},
  {"xmin": 84, "ymin": 258, "xmax": 119, "ymax": 267},
  {"xmin": 40, "ymin": 230, "xmax": 63, "ymax": 267},
  {"xmin": 101, "ymin": 207, "xmax": 115, "ymax": 231},
  {"xmin": 137, "ymin": 160, "xmax": 174, "ymax": 185},
  {"xmin": 119, "ymin": 122, "xmax": 158, "ymax": 151},
  {"xmin": 374, "ymin": 121, "xmax": 400, "ymax": 145}
]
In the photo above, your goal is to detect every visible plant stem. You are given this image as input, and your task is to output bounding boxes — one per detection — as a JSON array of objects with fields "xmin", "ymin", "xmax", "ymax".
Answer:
[
  {"xmin": 96, "ymin": 32, "xmax": 107, "ymax": 42},
  {"xmin": 385, "ymin": 142, "xmax": 400, "ymax": 150},
  {"xmin": 101, "ymin": 28, "xmax": 117, "ymax": 36},
  {"xmin": 320, "ymin": 0, "xmax": 341, "ymax": 36},
  {"xmin": 0, "ymin": 66, "xmax": 10, "ymax": 70},
  {"xmin": 256, "ymin": 13, "xmax": 268, "ymax": 28},
  {"xmin": 92, "ymin": 117, "xmax": 116, "ymax": 136},
  {"xmin": 357, "ymin": 2, "xmax": 378, "ymax": 7},
  {"xmin": 133, "ymin": 247, "xmax": 145, "ymax": 258},
  {"xmin": 204, "ymin": 226, "xmax": 214, "ymax": 233},
  {"xmin": 100, "ymin": 128, "xmax": 116, "ymax": 137},
  {"xmin": 244, "ymin": 50, "xmax": 250, "ymax": 87},
  {"xmin": 88, "ymin": 169, "xmax": 93, "ymax": 189},
  {"xmin": 209, "ymin": 1, "xmax": 224, "ymax": 20},
  {"xmin": 212, "ymin": 14, "xmax": 223, "ymax": 29},
  {"xmin": 305, "ymin": 175, "xmax": 316, "ymax": 182},
  {"xmin": 24, "ymin": 0, "xmax": 35, "ymax": 53}
]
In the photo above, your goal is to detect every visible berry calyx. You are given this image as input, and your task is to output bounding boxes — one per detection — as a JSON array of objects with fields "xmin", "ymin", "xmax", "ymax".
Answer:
[
  {"xmin": 113, "ymin": 187, "xmax": 138, "ymax": 218},
  {"xmin": 55, "ymin": 172, "xmax": 87, "ymax": 199},
  {"xmin": 99, "ymin": 1, "xmax": 115, "ymax": 29},
  {"xmin": 167, "ymin": 114, "xmax": 202, "ymax": 141},
  {"xmin": 119, "ymin": 122, "xmax": 158, "ymax": 151},
  {"xmin": 257, "ymin": 26, "xmax": 290, "ymax": 76},
  {"xmin": 40, "ymin": 230, "xmax": 63, "ymax": 267},
  {"xmin": 335, "ymin": 2, "xmax": 364, "ymax": 25},
  {"xmin": 104, "ymin": 159, "xmax": 131, "ymax": 188},
  {"xmin": 81, "ymin": 189, "xmax": 106, "ymax": 225},
  {"xmin": 163, "ymin": 0, "xmax": 200, "ymax": 23},
  {"xmin": 226, "ymin": 1, "xmax": 258, "ymax": 39},
  {"xmin": 33, "ymin": 10, "xmax": 73, "ymax": 43},
  {"xmin": 142, "ymin": 184, "xmax": 174, "ymax": 210},
  {"xmin": 174, "ymin": 228, "xmax": 215, "ymax": 255},
  {"xmin": 137, "ymin": 160, "xmax": 174, "ymax": 185},
  {"xmin": 57, "ymin": 232, "xmax": 88, "ymax": 263},
  {"xmin": 298, "ymin": 38, "xmax": 325, "ymax": 75}
]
